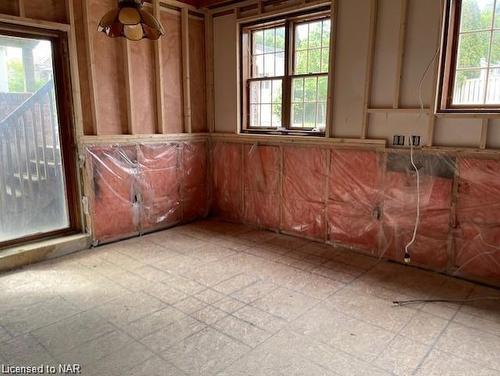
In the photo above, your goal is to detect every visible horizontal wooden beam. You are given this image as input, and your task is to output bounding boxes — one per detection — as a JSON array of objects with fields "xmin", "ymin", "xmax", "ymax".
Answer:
[
  {"xmin": 79, "ymin": 133, "xmax": 210, "ymax": 145},
  {"xmin": 0, "ymin": 14, "xmax": 70, "ymax": 32}
]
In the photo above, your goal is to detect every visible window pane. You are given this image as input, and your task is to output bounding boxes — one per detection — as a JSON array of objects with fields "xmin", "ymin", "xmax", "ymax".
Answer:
[
  {"xmin": 0, "ymin": 35, "xmax": 69, "ymax": 243},
  {"xmin": 296, "ymin": 23, "xmax": 308, "ymax": 50},
  {"xmin": 459, "ymin": 0, "xmax": 494, "ymax": 32},
  {"xmin": 272, "ymin": 104, "xmax": 282, "ymax": 126},
  {"xmin": 264, "ymin": 28, "xmax": 275, "ymax": 53},
  {"xmin": 496, "ymin": 0, "xmax": 500, "ymax": 27},
  {"xmin": 294, "ymin": 19, "xmax": 330, "ymax": 75},
  {"xmin": 253, "ymin": 54, "xmax": 264, "ymax": 77},
  {"xmin": 322, "ymin": 20, "xmax": 331, "ymax": 47},
  {"xmin": 275, "ymin": 52, "xmax": 285, "ymax": 76},
  {"xmin": 250, "ymin": 104, "xmax": 260, "ymax": 126},
  {"xmin": 295, "ymin": 50, "xmax": 308, "ymax": 74},
  {"xmin": 304, "ymin": 102, "xmax": 317, "ymax": 127},
  {"xmin": 272, "ymin": 80, "xmax": 282, "ymax": 103},
  {"xmin": 308, "ymin": 49, "xmax": 321, "ymax": 73},
  {"xmin": 263, "ymin": 54, "xmax": 275, "ymax": 76},
  {"xmin": 276, "ymin": 27, "xmax": 285, "ymax": 51},
  {"xmin": 457, "ymin": 32, "xmax": 490, "ymax": 69},
  {"xmin": 261, "ymin": 80, "xmax": 272, "ymax": 103},
  {"xmin": 486, "ymin": 67, "xmax": 500, "ymax": 103},
  {"xmin": 250, "ymin": 81, "xmax": 260, "ymax": 103},
  {"xmin": 253, "ymin": 30, "xmax": 264, "ymax": 53},
  {"xmin": 292, "ymin": 103, "xmax": 304, "ymax": 126},
  {"xmin": 452, "ymin": 69, "xmax": 485, "ymax": 104},
  {"xmin": 316, "ymin": 103, "xmax": 326, "ymax": 129},
  {"xmin": 292, "ymin": 78, "xmax": 304, "ymax": 102},
  {"xmin": 321, "ymin": 47, "xmax": 330, "ymax": 72},
  {"xmin": 304, "ymin": 77, "xmax": 317, "ymax": 102},
  {"xmin": 261, "ymin": 104, "xmax": 272, "ymax": 126},
  {"xmin": 318, "ymin": 76, "xmax": 328, "ymax": 101},
  {"xmin": 308, "ymin": 21, "xmax": 322, "ymax": 48},
  {"xmin": 490, "ymin": 31, "xmax": 500, "ymax": 66}
]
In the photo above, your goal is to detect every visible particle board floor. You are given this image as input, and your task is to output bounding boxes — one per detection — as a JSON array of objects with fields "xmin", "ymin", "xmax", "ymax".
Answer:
[{"xmin": 1, "ymin": 219, "xmax": 500, "ymax": 376}]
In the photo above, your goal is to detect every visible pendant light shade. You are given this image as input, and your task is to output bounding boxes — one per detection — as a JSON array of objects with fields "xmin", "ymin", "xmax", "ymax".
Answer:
[{"xmin": 98, "ymin": 0, "xmax": 165, "ymax": 41}]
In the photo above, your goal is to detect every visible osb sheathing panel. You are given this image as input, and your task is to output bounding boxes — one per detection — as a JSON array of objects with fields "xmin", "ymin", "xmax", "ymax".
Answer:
[
  {"xmin": 73, "ymin": 0, "xmax": 94, "ymax": 135},
  {"xmin": 24, "ymin": 0, "xmax": 67, "ymax": 23},
  {"xmin": 189, "ymin": 17, "xmax": 208, "ymax": 133},
  {"xmin": 0, "ymin": 2, "xmax": 19, "ymax": 16},
  {"xmin": 130, "ymin": 38, "xmax": 156, "ymax": 134},
  {"xmin": 243, "ymin": 145, "xmax": 280, "ymax": 229},
  {"xmin": 89, "ymin": 0, "xmax": 128, "ymax": 134},
  {"xmin": 161, "ymin": 11, "xmax": 184, "ymax": 134}
]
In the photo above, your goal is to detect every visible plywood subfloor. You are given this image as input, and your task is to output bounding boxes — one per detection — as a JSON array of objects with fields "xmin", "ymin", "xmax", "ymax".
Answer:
[{"xmin": 0, "ymin": 219, "xmax": 499, "ymax": 375}]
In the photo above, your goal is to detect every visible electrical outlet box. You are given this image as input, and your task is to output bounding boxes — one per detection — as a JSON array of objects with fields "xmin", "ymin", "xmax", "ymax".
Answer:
[
  {"xmin": 393, "ymin": 135, "xmax": 405, "ymax": 146},
  {"xmin": 410, "ymin": 135, "xmax": 421, "ymax": 146}
]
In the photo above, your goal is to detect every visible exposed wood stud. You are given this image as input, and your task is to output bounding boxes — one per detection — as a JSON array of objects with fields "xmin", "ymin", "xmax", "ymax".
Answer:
[
  {"xmin": 480, "ymin": 118, "xmax": 489, "ymax": 149},
  {"xmin": 361, "ymin": 0, "xmax": 378, "ymax": 139},
  {"xmin": 18, "ymin": 0, "xmax": 26, "ymax": 17},
  {"xmin": 82, "ymin": 0, "xmax": 98, "ymax": 135},
  {"xmin": 204, "ymin": 12, "xmax": 216, "ymax": 133},
  {"xmin": 181, "ymin": 8, "xmax": 192, "ymax": 133},
  {"xmin": 122, "ymin": 39, "xmax": 134, "ymax": 134},
  {"xmin": 393, "ymin": 0, "xmax": 408, "ymax": 109},
  {"xmin": 367, "ymin": 108, "xmax": 430, "ymax": 114},
  {"xmin": 0, "ymin": 14, "xmax": 71, "ymax": 31},
  {"xmin": 325, "ymin": 0, "xmax": 337, "ymax": 138},
  {"xmin": 66, "ymin": 0, "xmax": 84, "ymax": 138},
  {"xmin": 153, "ymin": 0, "xmax": 166, "ymax": 134}
]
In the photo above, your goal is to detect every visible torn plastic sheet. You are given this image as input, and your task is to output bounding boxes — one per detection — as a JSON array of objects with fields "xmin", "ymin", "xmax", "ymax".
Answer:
[
  {"xmin": 210, "ymin": 141, "xmax": 500, "ymax": 286},
  {"xmin": 85, "ymin": 141, "xmax": 208, "ymax": 243}
]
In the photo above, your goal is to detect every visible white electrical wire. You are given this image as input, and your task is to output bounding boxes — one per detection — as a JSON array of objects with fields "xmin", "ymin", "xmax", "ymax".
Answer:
[{"xmin": 403, "ymin": 1, "xmax": 443, "ymax": 263}]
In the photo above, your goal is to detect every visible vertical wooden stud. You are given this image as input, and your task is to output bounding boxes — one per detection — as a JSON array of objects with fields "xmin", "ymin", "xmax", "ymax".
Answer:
[
  {"xmin": 18, "ymin": 0, "xmax": 26, "ymax": 17},
  {"xmin": 181, "ymin": 8, "xmax": 192, "ymax": 133},
  {"xmin": 82, "ymin": 0, "xmax": 99, "ymax": 135},
  {"xmin": 123, "ymin": 38, "xmax": 134, "ymax": 134},
  {"xmin": 361, "ymin": 0, "xmax": 378, "ymax": 139},
  {"xmin": 66, "ymin": 0, "xmax": 84, "ymax": 138},
  {"xmin": 393, "ymin": 0, "xmax": 408, "ymax": 109},
  {"xmin": 153, "ymin": 0, "xmax": 165, "ymax": 134},
  {"xmin": 325, "ymin": 0, "xmax": 337, "ymax": 138},
  {"xmin": 480, "ymin": 118, "xmax": 489, "ymax": 149},
  {"xmin": 205, "ymin": 12, "xmax": 215, "ymax": 133}
]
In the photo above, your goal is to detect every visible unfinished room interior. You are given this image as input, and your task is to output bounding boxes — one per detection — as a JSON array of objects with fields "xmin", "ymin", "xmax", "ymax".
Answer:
[{"xmin": 2, "ymin": 0, "xmax": 500, "ymax": 374}]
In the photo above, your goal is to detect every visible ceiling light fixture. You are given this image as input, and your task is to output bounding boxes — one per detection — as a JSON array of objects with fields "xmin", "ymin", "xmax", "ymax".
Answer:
[{"xmin": 98, "ymin": 0, "xmax": 165, "ymax": 41}]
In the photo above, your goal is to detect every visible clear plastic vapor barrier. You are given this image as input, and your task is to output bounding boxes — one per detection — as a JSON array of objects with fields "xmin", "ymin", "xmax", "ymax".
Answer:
[
  {"xmin": 211, "ymin": 141, "xmax": 500, "ymax": 286},
  {"xmin": 85, "ymin": 141, "xmax": 209, "ymax": 244}
]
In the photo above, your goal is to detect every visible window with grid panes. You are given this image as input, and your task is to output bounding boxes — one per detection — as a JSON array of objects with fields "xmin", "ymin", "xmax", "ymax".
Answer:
[
  {"xmin": 241, "ymin": 11, "xmax": 331, "ymax": 133},
  {"xmin": 438, "ymin": 0, "xmax": 500, "ymax": 112}
]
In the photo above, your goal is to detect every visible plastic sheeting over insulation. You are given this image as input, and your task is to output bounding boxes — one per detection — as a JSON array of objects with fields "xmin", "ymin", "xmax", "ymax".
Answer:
[
  {"xmin": 85, "ymin": 142, "xmax": 209, "ymax": 243},
  {"xmin": 212, "ymin": 141, "xmax": 500, "ymax": 285}
]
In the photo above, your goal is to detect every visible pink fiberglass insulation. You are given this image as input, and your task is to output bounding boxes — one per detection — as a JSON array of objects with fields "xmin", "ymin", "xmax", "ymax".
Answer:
[
  {"xmin": 243, "ymin": 145, "xmax": 280, "ymax": 229},
  {"xmin": 327, "ymin": 150, "xmax": 382, "ymax": 254},
  {"xmin": 455, "ymin": 158, "xmax": 500, "ymax": 281},
  {"xmin": 86, "ymin": 142, "xmax": 209, "ymax": 243},
  {"xmin": 212, "ymin": 142, "xmax": 243, "ymax": 221},
  {"xmin": 282, "ymin": 146, "xmax": 328, "ymax": 239},
  {"xmin": 86, "ymin": 145, "xmax": 139, "ymax": 242},
  {"xmin": 381, "ymin": 154, "xmax": 454, "ymax": 270},
  {"xmin": 138, "ymin": 143, "xmax": 181, "ymax": 231},
  {"xmin": 182, "ymin": 142, "xmax": 209, "ymax": 221}
]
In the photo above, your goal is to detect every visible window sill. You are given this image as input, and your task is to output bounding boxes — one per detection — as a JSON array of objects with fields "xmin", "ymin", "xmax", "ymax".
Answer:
[{"xmin": 241, "ymin": 129, "xmax": 326, "ymax": 137}]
